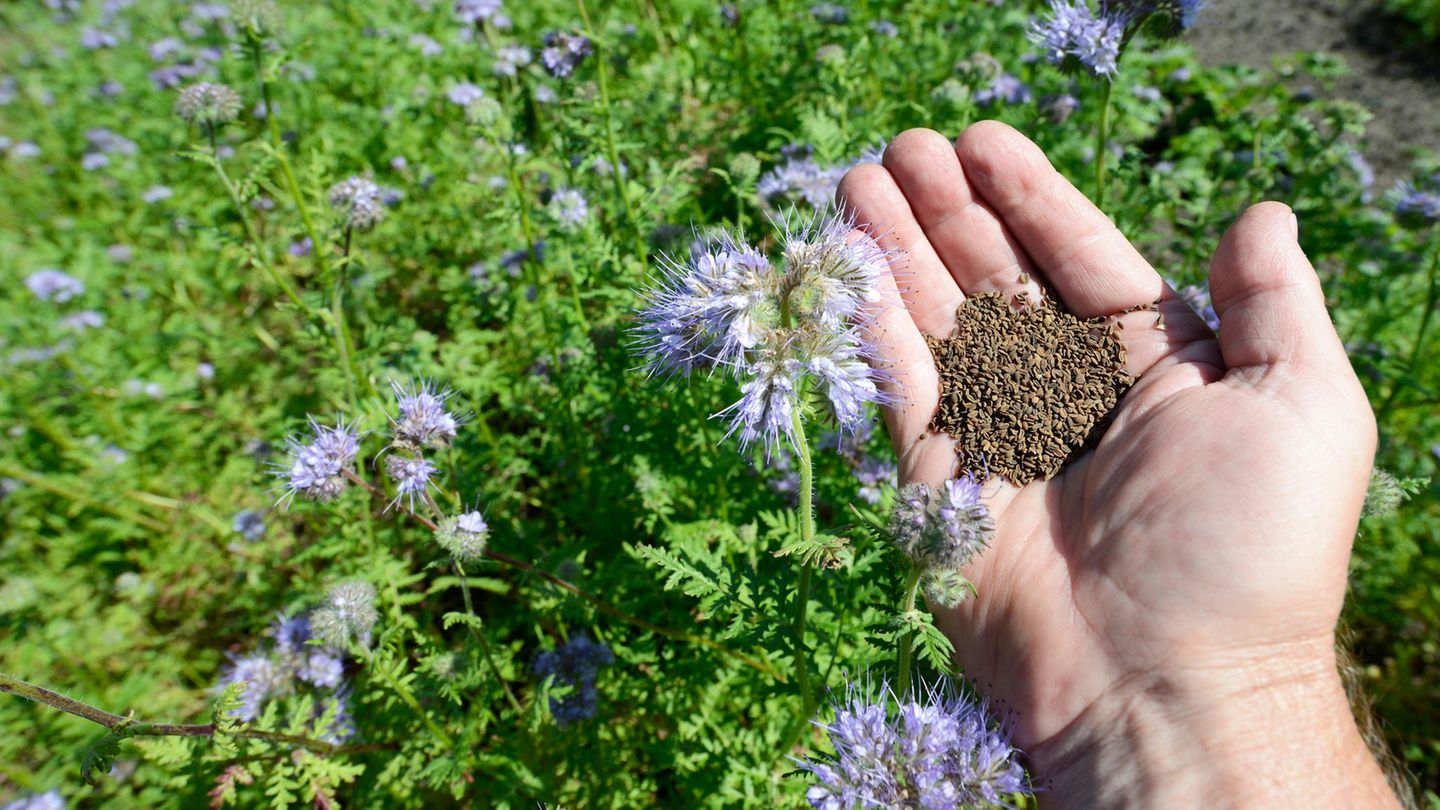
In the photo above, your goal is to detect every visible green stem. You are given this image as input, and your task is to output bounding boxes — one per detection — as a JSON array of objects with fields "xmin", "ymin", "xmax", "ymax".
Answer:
[
  {"xmin": 333, "ymin": 226, "xmax": 359, "ymax": 409},
  {"xmin": 356, "ymin": 647, "xmax": 454, "ymax": 747},
  {"xmin": 575, "ymin": 0, "xmax": 647, "ymax": 265},
  {"xmin": 207, "ymin": 139, "xmax": 313, "ymax": 317},
  {"xmin": 0, "ymin": 671, "xmax": 389, "ymax": 755},
  {"xmin": 896, "ymin": 565, "xmax": 924, "ymax": 695},
  {"xmin": 1377, "ymin": 241, "xmax": 1440, "ymax": 420},
  {"xmin": 248, "ymin": 36, "xmax": 367, "ymax": 405},
  {"xmin": 789, "ymin": 408, "xmax": 817, "ymax": 719},
  {"xmin": 562, "ymin": 242, "xmax": 589, "ymax": 328},
  {"xmin": 0, "ymin": 463, "xmax": 168, "ymax": 533},
  {"xmin": 1094, "ymin": 79, "xmax": 1114, "ymax": 209},
  {"xmin": 454, "ymin": 562, "xmax": 524, "ymax": 714}
]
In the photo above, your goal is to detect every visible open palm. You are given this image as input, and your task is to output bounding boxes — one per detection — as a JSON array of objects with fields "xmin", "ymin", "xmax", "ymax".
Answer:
[{"xmin": 837, "ymin": 123, "xmax": 1379, "ymax": 786}]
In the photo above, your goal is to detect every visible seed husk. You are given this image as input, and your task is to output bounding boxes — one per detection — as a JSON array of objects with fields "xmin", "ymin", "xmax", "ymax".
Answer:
[{"xmin": 928, "ymin": 291, "xmax": 1135, "ymax": 485}]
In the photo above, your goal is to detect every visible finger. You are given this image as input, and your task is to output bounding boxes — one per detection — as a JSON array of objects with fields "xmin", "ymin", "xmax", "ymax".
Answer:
[
  {"xmin": 955, "ymin": 120, "xmax": 1165, "ymax": 318},
  {"xmin": 854, "ymin": 252, "xmax": 948, "ymax": 455},
  {"xmin": 836, "ymin": 162, "xmax": 964, "ymax": 338},
  {"xmin": 1208, "ymin": 202, "xmax": 1349, "ymax": 373},
  {"xmin": 880, "ymin": 128, "xmax": 1044, "ymax": 301}
]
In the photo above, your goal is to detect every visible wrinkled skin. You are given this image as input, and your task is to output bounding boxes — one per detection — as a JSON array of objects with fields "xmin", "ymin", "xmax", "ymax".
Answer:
[{"xmin": 838, "ymin": 123, "xmax": 1395, "ymax": 807}]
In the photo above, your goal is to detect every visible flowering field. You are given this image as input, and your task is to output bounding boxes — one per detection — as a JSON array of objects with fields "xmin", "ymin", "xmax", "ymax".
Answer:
[{"xmin": 2, "ymin": 0, "xmax": 1438, "ymax": 807}]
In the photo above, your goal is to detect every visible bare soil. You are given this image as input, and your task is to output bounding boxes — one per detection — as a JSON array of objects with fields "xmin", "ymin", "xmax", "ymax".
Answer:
[{"xmin": 1189, "ymin": 0, "xmax": 1440, "ymax": 187}]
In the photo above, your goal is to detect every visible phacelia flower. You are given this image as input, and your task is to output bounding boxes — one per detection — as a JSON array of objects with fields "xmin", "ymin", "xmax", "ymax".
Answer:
[
  {"xmin": 2, "ymin": 789, "xmax": 66, "ymax": 810},
  {"xmin": 310, "ymin": 580, "xmax": 379, "ymax": 650},
  {"xmin": 436, "ymin": 509, "xmax": 489, "ymax": 562},
  {"xmin": 277, "ymin": 418, "xmax": 361, "ymax": 504},
  {"xmin": 446, "ymin": 82, "xmax": 485, "ymax": 107},
  {"xmin": 635, "ymin": 211, "xmax": 893, "ymax": 456},
  {"xmin": 973, "ymin": 73, "xmax": 1031, "ymax": 106},
  {"xmin": 889, "ymin": 477, "xmax": 995, "ymax": 571},
  {"xmin": 758, "ymin": 142, "xmax": 885, "ymax": 210},
  {"xmin": 389, "ymin": 379, "xmax": 461, "ymax": 450},
  {"xmin": 58, "ymin": 310, "xmax": 104, "ymax": 331},
  {"xmin": 299, "ymin": 650, "xmax": 345, "ymax": 688},
  {"xmin": 797, "ymin": 679, "xmax": 1031, "ymax": 810},
  {"xmin": 143, "ymin": 185, "xmax": 173, "ymax": 203},
  {"xmin": 493, "ymin": 44, "xmax": 533, "ymax": 77},
  {"xmin": 223, "ymin": 653, "xmax": 288, "ymax": 721},
  {"xmin": 534, "ymin": 635, "xmax": 614, "ymax": 725},
  {"xmin": 409, "ymin": 33, "xmax": 443, "ymax": 56},
  {"xmin": 26, "ymin": 269, "xmax": 84, "ymax": 302},
  {"xmin": 1029, "ymin": 1, "xmax": 1128, "ymax": 78},
  {"xmin": 540, "ymin": 31, "xmax": 591, "ymax": 78},
  {"xmin": 810, "ymin": 3, "xmax": 848, "ymax": 23},
  {"xmin": 854, "ymin": 456, "xmax": 896, "ymax": 505},
  {"xmin": 175, "ymin": 82, "xmax": 242, "ymax": 127},
  {"xmin": 1178, "ymin": 282, "xmax": 1219, "ymax": 331},
  {"xmin": 327, "ymin": 176, "xmax": 386, "ymax": 231},
  {"xmin": 384, "ymin": 454, "xmax": 437, "ymax": 511},
  {"xmin": 454, "ymin": 0, "xmax": 503, "ymax": 24},
  {"xmin": 231, "ymin": 0, "xmax": 282, "ymax": 39},
  {"xmin": 233, "ymin": 509, "xmax": 266, "ymax": 542},
  {"xmin": 549, "ymin": 187, "xmax": 589, "ymax": 230},
  {"xmin": 1393, "ymin": 174, "xmax": 1440, "ymax": 224}
]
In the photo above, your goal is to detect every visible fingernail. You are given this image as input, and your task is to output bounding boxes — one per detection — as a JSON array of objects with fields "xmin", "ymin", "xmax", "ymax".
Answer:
[{"xmin": 1289, "ymin": 212, "xmax": 1299, "ymax": 239}]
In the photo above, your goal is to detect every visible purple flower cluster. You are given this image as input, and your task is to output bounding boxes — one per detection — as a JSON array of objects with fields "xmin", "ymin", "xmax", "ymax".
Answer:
[
  {"xmin": 549, "ymin": 187, "xmax": 590, "ymax": 230},
  {"xmin": 889, "ymin": 477, "xmax": 995, "ymax": 571},
  {"xmin": 327, "ymin": 176, "xmax": 388, "ymax": 231},
  {"xmin": 975, "ymin": 73, "xmax": 1032, "ymax": 107},
  {"xmin": 534, "ymin": 635, "xmax": 614, "ymax": 725},
  {"xmin": 277, "ymin": 418, "xmax": 361, "ymax": 504},
  {"xmin": 26, "ymin": 269, "xmax": 84, "ymax": 302},
  {"xmin": 454, "ymin": 0, "xmax": 507, "ymax": 26},
  {"xmin": 1028, "ymin": 1, "xmax": 1128, "ymax": 78},
  {"xmin": 309, "ymin": 580, "xmax": 379, "ymax": 650},
  {"xmin": 635, "ymin": 213, "xmax": 893, "ymax": 455},
  {"xmin": 1178, "ymin": 282, "xmax": 1220, "ymax": 331},
  {"xmin": 390, "ymin": 380, "xmax": 462, "ymax": 451},
  {"xmin": 1393, "ymin": 174, "xmax": 1440, "ymax": 224},
  {"xmin": 220, "ymin": 613, "xmax": 351, "ymax": 730},
  {"xmin": 233, "ymin": 509, "xmax": 267, "ymax": 542},
  {"xmin": 799, "ymin": 679, "xmax": 1030, "ymax": 809},
  {"xmin": 540, "ymin": 31, "xmax": 591, "ymax": 79},
  {"xmin": 758, "ymin": 142, "xmax": 885, "ymax": 210}
]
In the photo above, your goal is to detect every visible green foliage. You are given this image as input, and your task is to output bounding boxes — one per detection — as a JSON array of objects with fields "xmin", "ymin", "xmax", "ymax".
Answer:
[
  {"xmin": 1385, "ymin": 0, "xmax": 1440, "ymax": 40},
  {"xmin": 0, "ymin": 0, "xmax": 1437, "ymax": 806}
]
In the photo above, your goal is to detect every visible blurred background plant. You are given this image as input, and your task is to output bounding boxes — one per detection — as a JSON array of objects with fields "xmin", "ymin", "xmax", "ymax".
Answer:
[{"xmin": 0, "ymin": 0, "xmax": 1436, "ymax": 807}]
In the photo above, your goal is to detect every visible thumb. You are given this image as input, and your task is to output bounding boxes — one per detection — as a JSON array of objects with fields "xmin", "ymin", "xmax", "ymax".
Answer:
[{"xmin": 1208, "ymin": 202, "xmax": 1348, "ymax": 374}]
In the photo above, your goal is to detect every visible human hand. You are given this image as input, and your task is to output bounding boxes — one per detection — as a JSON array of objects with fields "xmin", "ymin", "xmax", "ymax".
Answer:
[{"xmin": 838, "ymin": 122, "xmax": 1399, "ymax": 808}]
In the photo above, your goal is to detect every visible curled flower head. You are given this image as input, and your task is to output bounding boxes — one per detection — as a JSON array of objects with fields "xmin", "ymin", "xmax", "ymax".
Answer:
[
  {"xmin": 634, "ymin": 210, "xmax": 893, "ymax": 457},
  {"xmin": 436, "ymin": 509, "xmax": 490, "ymax": 563},
  {"xmin": 310, "ymin": 580, "xmax": 378, "ymax": 650},
  {"xmin": 798, "ymin": 678, "xmax": 1030, "ymax": 809},
  {"xmin": 454, "ymin": 0, "xmax": 503, "ymax": 24},
  {"xmin": 175, "ymin": 82, "xmax": 242, "ymax": 127},
  {"xmin": 384, "ymin": 454, "xmax": 437, "ymax": 511},
  {"xmin": 446, "ymin": 82, "xmax": 485, "ymax": 107},
  {"xmin": 389, "ymin": 380, "xmax": 461, "ymax": 450},
  {"xmin": 277, "ymin": 418, "xmax": 361, "ymax": 504},
  {"xmin": 888, "ymin": 476, "xmax": 995, "ymax": 572},
  {"xmin": 540, "ymin": 30, "xmax": 591, "ymax": 78},
  {"xmin": 493, "ymin": 44, "xmax": 532, "ymax": 77},
  {"xmin": 327, "ymin": 176, "xmax": 386, "ymax": 231}
]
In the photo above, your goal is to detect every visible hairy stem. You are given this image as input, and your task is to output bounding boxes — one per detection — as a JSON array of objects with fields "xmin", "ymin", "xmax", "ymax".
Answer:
[
  {"xmin": 355, "ymin": 646, "xmax": 454, "ymax": 747},
  {"xmin": 0, "ymin": 671, "xmax": 389, "ymax": 755},
  {"xmin": 454, "ymin": 561, "xmax": 524, "ymax": 713},
  {"xmin": 789, "ymin": 408, "xmax": 817, "ymax": 719},
  {"xmin": 896, "ymin": 565, "xmax": 924, "ymax": 694},
  {"xmin": 575, "ymin": 0, "xmax": 648, "ymax": 265},
  {"xmin": 1095, "ymin": 79, "xmax": 1114, "ymax": 209},
  {"xmin": 248, "ymin": 35, "xmax": 368, "ymax": 404}
]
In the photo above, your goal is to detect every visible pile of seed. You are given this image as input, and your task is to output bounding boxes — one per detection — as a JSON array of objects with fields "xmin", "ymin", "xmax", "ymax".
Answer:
[{"xmin": 928, "ymin": 291, "xmax": 1136, "ymax": 485}]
